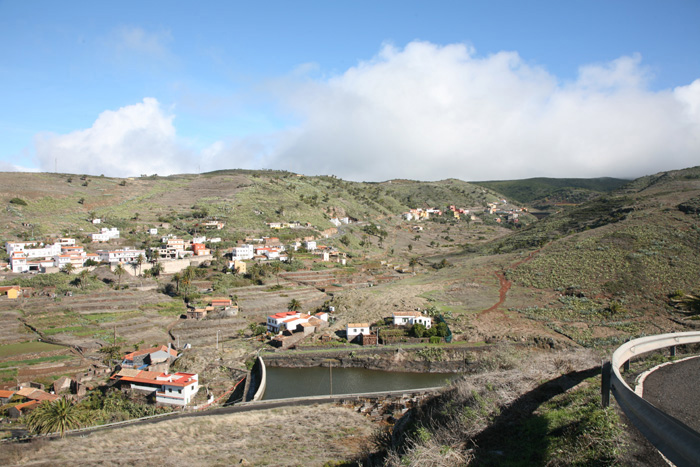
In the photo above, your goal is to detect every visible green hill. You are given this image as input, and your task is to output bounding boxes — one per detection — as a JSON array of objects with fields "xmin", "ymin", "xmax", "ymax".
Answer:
[{"xmin": 472, "ymin": 177, "xmax": 629, "ymax": 207}]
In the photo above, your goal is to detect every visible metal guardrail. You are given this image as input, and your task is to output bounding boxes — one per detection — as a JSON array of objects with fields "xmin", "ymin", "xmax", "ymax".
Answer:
[{"xmin": 602, "ymin": 331, "xmax": 700, "ymax": 467}]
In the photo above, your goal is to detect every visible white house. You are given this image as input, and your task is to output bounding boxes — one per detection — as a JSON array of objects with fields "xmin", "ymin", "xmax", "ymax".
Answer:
[
  {"xmin": 149, "ymin": 228, "xmax": 158, "ymax": 235},
  {"xmin": 97, "ymin": 248, "xmax": 146, "ymax": 264},
  {"xmin": 6, "ymin": 241, "xmax": 62, "ymax": 258},
  {"xmin": 329, "ymin": 218, "xmax": 342, "ymax": 227},
  {"xmin": 304, "ymin": 241, "xmax": 317, "ymax": 251},
  {"xmin": 113, "ymin": 370, "xmax": 199, "ymax": 406},
  {"xmin": 232, "ymin": 244, "xmax": 255, "ymax": 261},
  {"xmin": 91, "ymin": 227, "xmax": 120, "ymax": 242},
  {"xmin": 9, "ymin": 252, "xmax": 28, "ymax": 273},
  {"xmin": 157, "ymin": 373, "xmax": 200, "ymax": 406},
  {"xmin": 267, "ymin": 311, "xmax": 313, "ymax": 334},
  {"xmin": 392, "ymin": 312, "xmax": 432, "ymax": 329},
  {"xmin": 166, "ymin": 238, "xmax": 185, "ymax": 250},
  {"xmin": 346, "ymin": 323, "xmax": 371, "ymax": 342},
  {"xmin": 6, "ymin": 241, "xmax": 64, "ymax": 272}
]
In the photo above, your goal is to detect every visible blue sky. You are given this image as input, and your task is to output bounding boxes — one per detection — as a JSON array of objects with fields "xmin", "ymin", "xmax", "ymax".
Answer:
[{"xmin": 1, "ymin": 1, "xmax": 699, "ymax": 181}]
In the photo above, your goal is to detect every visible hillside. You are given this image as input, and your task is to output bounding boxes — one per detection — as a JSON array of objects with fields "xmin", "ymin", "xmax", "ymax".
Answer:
[
  {"xmin": 472, "ymin": 176, "xmax": 629, "ymax": 208},
  {"xmin": 0, "ymin": 171, "xmax": 508, "ymax": 244},
  {"xmin": 1, "ymin": 167, "xmax": 699, "ymax": 466}
]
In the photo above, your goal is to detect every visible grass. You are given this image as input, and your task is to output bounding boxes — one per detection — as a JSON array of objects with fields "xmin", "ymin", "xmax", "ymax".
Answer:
[
  {"xmin": 514, "ymin": 376, "xmax": 624, "ymax": 465},
  {"xmin": 140, "ymin": 301, "xmax": 185, "ymax": 317},
  {"xmin": 472, "ymin": 177, "xmax": 628, "ymax": 205},
  {"xmin": 0, "ymin": 354, "xmax": 74, "ymax": 369},
  {"xmin": 0, "ymin": 404, "xmax": 375, "ymax": 466},
  {"xmin": 375, "ymin": 348, "xmax": 626, "ymax": 466},
  {"xmin": 506, "ymin": 219, "xmax": 700, "ymax": 299},
  {"xmin": 0, "ymin": 341, "xmax": 65, "ymax": 358}
]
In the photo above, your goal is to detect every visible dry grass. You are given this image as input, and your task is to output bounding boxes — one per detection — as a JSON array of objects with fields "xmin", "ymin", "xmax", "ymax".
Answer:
[
  {"xmin": 0, "ymin": 404, "xmax": 375, "ymax": 466},
  {"xmin": 377, "ymin": 347, "xmax": 603, "ymax": 466}
]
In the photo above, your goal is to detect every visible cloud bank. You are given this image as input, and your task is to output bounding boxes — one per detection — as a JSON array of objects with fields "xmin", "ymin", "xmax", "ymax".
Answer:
[
  {"xmin": 35, "ymin": 98, "xmax": 189, "ymax": 177},
  {"xmin": 34, "ymin": 41, "xmax": 700, "ymax": 181}
]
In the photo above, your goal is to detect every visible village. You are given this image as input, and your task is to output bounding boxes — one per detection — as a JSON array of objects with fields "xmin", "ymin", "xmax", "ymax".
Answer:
[{"xmin": 0, "ymin": 204, "xmax": 475, "ymax": 428}]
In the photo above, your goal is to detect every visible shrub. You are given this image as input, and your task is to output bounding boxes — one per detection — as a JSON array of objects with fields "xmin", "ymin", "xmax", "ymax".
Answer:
[{"xmin": 9, "ymin": 197, "xmax": 27, "ymax": 206}]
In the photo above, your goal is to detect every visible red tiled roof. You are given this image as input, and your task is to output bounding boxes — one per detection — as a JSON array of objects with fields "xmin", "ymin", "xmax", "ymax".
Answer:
[
  {"xmin": 0, "ymin": 389, "xmax": 15, "ymax": 398},
  {"xmin": 16, "ymin": 388, "xmax": 59, "ymax": 402},
  {"xmin": 14, "ymin": 400, "xmax": 41, "ymax": 412}
]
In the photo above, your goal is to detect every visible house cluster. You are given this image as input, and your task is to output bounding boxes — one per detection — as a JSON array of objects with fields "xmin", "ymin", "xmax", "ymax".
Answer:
[
  {"xmin": 402, "ymin": 208, "xmax": 443, "ymax": 221},
  {"xmin": 266, "ymin": 310, "xmax": 330, "ymax": 349},
  {"xmin": 448, "ymin": 205, "xmax": 477, "ymax": 221},
  {"xmin": 0, "ymin": 363, "xmax": 113, "ymax": 418},
  {"xmin": 265, "ymin": 221, "xmax": 309, "ymax": 230},
  {"xmin": 1, "ymin": 385, "xmax": 59, "ymax": 418},
  {"xmin": 109, "ymin": 344, "xmax": 199, "ymax": 406},
  {"xmin": 155, "ymin": 235, "xmax": 217, "ymax": 260},
  {"xmin": 6, "ymin": 239, "xmax": 99, "ymax": 273},
  {"xmin": 484, "ymin": 201, "xmax": 524, "ymax": 223},
  {"xmin": 345, "ymin": 312, "xmax": 433, "ymax": 345}
]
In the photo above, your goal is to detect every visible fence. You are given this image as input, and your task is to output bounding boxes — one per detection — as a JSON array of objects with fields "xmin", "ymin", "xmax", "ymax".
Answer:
[{"xmin": 602, "ymin": 331, "xmax": 700, "ymax": 467}]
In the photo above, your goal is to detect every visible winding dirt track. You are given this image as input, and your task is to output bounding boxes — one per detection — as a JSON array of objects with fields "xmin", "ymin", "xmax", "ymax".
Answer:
[{"xmin": 479, "ymin": 249, "xmax": 541, "ymax": 316}]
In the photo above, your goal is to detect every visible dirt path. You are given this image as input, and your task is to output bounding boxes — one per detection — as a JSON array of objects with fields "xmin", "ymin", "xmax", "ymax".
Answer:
[{"xmin": 478, "ymin": 249, "xmax": 541, "ymax": 317}]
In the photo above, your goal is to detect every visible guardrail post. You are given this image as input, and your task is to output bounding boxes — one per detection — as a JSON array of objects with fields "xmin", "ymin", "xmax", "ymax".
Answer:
[
  {"xmin": 623, "ymin": 359, "xmax": 630, "ymax": 372},
  {"xmin": 670, "ymin": 345, "xmax": 676, "ymax": 357},
  {"xmin": 601, "ymin": 360, "xmax": 611, "ymax": 408}
]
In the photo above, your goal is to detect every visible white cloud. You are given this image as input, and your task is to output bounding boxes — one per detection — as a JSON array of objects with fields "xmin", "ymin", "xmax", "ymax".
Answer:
[
  {"xmin": 35, "ymin": 98, "xmax": 190, "ymax": 177},
  {"xmin": 113, "ymin": 26, "xmax": 173, "ymax": 61},
  {"xmin": 260, "ymin": 41, "xmax": 700, "ymax": 181},
  {"xmin": 32, "ymin": 41, "xmax": 700, "ymax": 182}
]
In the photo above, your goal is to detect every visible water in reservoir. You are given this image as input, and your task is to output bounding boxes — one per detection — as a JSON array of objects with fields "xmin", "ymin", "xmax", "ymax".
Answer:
[{"xmin": 263, "ymin": 366, "xmax": 459, "ymax": 400}]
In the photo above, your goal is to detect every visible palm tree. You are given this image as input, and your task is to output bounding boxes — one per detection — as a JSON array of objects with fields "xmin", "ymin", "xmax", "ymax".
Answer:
[
  {"xmin": 151, "ymin": 261, "xmax": 163, "ymax": 277},
  {"xmin": 287, "ymin": 298, "xmax": 302, "ymax": 312},
  {"xmin": 135, "ymin": 254, "xmax": 146, "ymax": 276},
  {"xmin": 180, "ymin": 266, "xmax": 195, "ymax": 302},
  {"xmin": 272, "ymin": 261, "xmax": 282, "ymax": 286},
  {"xmin": 409, "ymin": 257, "xmax": 419, "ymax": 273},
  {"xmin": 113, "ymin": 263, "xmax": 126, "ymax": 289},
  {"xmin": 62, "ymin": 263, "xmax": 75, "ymax": 275},
  {"xmin": 77, "ymin": 269, "xmax": 91, "ymax": 290},
  {"xmin": 24, "ymin": 397, "xmax": 84, "ymax": 437},
  {"xmin": 173, "ymin": 272, "xmax": 181, "ymax": 293}
]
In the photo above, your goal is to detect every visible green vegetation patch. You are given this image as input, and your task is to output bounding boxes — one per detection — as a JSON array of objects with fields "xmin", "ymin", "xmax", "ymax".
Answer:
[
  {"xmin": 140, "ymin": 301, "xmax": 186, "ymax": 317},
  {"xmin": 507, "ymin": 222, "xmax": 700, "ymax": 296},
  {"xmin": 516, "ymin": 376, "xmax": 624, "ymax": 465},
  {"xmin": 0, "ymin": 341, "xmax": 65, "ymax": 358},
  {"xmin": 472, "ymin": 177, "xmax": 628, "ymax": 205},
  {"xmin": 0, "ymin": 354, "xmax": 73, "ymax": 369}
]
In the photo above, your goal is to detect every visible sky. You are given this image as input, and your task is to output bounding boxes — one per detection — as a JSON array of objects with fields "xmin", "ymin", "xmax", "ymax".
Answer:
[{"xmin": 1, "ymin": 1, "xmax": 699, "ymax": 182}]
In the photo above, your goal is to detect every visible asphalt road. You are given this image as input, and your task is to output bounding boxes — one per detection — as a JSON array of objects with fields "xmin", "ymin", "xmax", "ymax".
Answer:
[{"xmin": 642, "ymin": 356, "xmax": 700, "ymax": 432}]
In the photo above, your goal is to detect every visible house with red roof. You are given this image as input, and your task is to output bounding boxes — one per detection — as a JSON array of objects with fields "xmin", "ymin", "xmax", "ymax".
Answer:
[
  {"xmin": 112, "ymin": 369, "xmax": 199, "ymax": 406},
  {"xmin": 0, "ymin": 389, "xmax": 15, "ymax": 404},
  {"xmin": 122, "ymin": 344, "xmax": 178, "ymax": 371}
]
